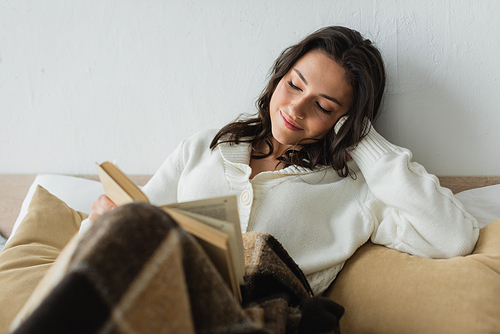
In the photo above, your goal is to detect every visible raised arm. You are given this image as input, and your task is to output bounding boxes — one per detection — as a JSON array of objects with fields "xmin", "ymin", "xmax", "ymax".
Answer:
[{"xmin": 347, "ymin": 122, "xmax": 479, "ymax": 258}]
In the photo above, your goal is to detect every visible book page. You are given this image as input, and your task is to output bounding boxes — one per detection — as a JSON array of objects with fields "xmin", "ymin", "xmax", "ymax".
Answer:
[
  {"xmin": 172, "ymin": 209, "xmax": 244, "ymax": 285},
  {"xmin": 162, "ymin": 208, "xmax": 242, "ymax": 301},
  {"xmin": 164, "ymin": 196, "xmax": 239, "ymax": 226},
  {"xmin": 163, "ymin": 196, "xmax": 245, "ymax": 285},
  {"xmin": 194, "ymin": 236, "xmax": 241, "ymax": 301}
]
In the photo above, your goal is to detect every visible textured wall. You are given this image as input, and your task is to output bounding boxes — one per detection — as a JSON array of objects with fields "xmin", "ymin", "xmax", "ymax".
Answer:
[{"xmin": 1, "ymin": 0, "xmax": 499, "ymax": 175}]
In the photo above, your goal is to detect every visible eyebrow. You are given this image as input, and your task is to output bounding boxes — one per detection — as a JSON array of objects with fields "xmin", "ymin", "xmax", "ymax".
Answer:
[{"xmin": 293, "ymin": 69, "xmax": 343, "ymax": 107}]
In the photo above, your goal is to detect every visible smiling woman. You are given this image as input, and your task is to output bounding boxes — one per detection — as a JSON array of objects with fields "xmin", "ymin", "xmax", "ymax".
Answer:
[
  {"xmin": 124, "ymin": 26, "xmax": 478, "ymax": 296},
  {"xmin": 72, "ymin": 25, "xmax": 480, "ymax": 330},
  {"xmin": 211, "ymin": 26, "xmax": 385, "ymax": 177},
  {"xmin": 269, "ymin": 50, "xmax": 353, "ymax": 150}
]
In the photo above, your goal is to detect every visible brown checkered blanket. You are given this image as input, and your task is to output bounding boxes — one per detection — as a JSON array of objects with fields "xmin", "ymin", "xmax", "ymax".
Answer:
[{"xmin": 9, "ymin": 203, "xmax": 343, "ymax": 334}]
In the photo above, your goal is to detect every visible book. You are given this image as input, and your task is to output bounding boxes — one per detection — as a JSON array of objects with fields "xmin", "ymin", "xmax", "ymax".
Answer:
[
  {"xmin": 96, "ymin": 161, "xmax": 150, "ymax": 205},
  {"xmin": 96, "ymin": 161, "xmax": 245, "ymax": 301}
]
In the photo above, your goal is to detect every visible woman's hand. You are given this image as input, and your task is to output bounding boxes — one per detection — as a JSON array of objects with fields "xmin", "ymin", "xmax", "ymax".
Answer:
[
  {"xmin": 89, "ymin": 195, "xmax": 117, "ymax": 222},
  {"xmin": 334, "ymin": 115, "xmax": 376, "ymax": 160}
]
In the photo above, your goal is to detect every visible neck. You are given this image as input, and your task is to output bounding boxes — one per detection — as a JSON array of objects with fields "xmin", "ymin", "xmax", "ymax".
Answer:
[
  {"xmin": 268, "ymin": 143, "xmax": 286, "ymax": 161},
  {"xmin": 264, "ymin": 136, "xmax": 300, "ymax": 160}
]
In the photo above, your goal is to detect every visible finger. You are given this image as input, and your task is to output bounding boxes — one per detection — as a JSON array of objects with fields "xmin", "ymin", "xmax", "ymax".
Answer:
[
  {"xmin": 89, "ymin": 195, "xmax": 116, "ymax": 222},
  {"xmin": 98, "ymin": 195, "xmax": 117, "ymax": 210}
]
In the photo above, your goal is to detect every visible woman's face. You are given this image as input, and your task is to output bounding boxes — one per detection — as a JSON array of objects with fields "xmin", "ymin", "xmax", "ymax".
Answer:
[{"xmin": 269, "ymin": 50, "xmax": 353, "ymax": 150}]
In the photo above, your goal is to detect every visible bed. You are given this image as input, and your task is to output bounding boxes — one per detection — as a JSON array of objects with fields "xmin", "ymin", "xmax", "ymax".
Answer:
[{"xmin": 0, "ymin": 174, "xmax": 500, "ymax": 333}]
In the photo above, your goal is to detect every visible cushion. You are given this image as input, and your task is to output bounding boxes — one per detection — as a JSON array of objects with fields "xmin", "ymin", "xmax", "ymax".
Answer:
[
  {"xmin": 455, "ymin": 184, "xmax": 500, "ymax": 228},
  {"xmin": 9, "ymin": 174, "xmax": 104, "ymax": 240},
  {"xmin": 324, "ymin": 218, "xmax": 500, "ymax": 334},
  {"xmin": 0, "ymin": 185, "xmax": 87, "ymax": 332},
  {"xmin": 2, "ymin": 173, "xmax": 500, "ymax": 333}
]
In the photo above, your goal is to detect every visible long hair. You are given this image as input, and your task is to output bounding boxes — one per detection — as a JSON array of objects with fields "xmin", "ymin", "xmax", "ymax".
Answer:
[{"xmin": 210, "ymin": 26, "xmax": 386, "ymax": 177}]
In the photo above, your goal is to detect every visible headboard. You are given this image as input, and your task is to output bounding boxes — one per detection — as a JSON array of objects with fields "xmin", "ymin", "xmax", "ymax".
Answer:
[{"xmin": 1, "ymin": 174, "xmax": 500, "ymax": 239}]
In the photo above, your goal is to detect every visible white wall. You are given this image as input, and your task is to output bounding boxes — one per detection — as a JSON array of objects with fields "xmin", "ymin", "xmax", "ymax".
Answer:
[{"xmin": 1, "ymin": 0, "xmax": 499, "ymax": 176}]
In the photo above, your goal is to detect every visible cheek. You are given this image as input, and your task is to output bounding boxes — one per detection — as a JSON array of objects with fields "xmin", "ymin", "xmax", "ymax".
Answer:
[
  {"xmin": 270, "ymin": 81, "xmax": 290, "ymax": 107},
  {"xmin": 309, "ymin": 116, "xmax": 337, "ymax": 137}
]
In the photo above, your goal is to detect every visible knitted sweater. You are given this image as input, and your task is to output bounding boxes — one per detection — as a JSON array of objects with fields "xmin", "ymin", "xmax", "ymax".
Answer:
[{"xmin": 140, "ymin": 128, "xmax": 480, "ymax": 295}]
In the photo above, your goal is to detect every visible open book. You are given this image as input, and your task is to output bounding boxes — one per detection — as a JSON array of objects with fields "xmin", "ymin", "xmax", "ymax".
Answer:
[{"xmin": 96, "ymin": 161, "xmax": 245, "ymax": 301}]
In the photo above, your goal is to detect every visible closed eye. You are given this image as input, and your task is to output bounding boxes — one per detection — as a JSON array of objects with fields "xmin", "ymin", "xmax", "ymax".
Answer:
[
  {"xmin": 288, "ymin": 80, "xmax": 301, "ymax": 91},
  {"xmin": 316, "ymin": 102, "xmax": 332, "ymax": 115},
  {"xmin": 289, "ymin": 80, "xmax": 332, "ymax": 114}
]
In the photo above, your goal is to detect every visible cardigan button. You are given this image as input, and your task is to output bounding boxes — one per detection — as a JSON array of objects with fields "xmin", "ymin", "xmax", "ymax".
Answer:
[{"xmin": 240, "ymin": 190, "xmax": 252, "ymax": 206}]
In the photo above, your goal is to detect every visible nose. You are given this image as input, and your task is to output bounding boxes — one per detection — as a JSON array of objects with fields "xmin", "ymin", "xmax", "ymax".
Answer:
[{"xmin": 289, "ymin": 97, "xmax": 307, "ymax": 119}]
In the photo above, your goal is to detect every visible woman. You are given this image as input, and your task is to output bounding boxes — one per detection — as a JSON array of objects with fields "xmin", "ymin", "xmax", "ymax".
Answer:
[{"xmin": 88, "ymin": 26, "xmax": 479, "ymax": 296}]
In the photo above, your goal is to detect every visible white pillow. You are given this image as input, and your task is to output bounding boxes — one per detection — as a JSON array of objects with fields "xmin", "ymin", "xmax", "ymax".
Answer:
[
  {"xmin": 8, "ymin": 174, "xmax": 500, "ymax": 242},
  {"xmin": 8, "ymin": 174, "xmax": 104, "ymax": 242},
  {"xmin": 455, "ymin": 184, "xmax": 500, "ymax": 228}
]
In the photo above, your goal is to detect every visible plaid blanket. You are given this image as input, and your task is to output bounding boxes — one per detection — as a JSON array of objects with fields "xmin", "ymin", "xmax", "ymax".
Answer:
[{"xmin": 9, "ymin": 203, "xmax": 343, "ymax": 334}]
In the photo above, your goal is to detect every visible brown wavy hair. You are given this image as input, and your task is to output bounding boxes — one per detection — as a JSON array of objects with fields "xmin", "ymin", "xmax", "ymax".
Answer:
[{"xmin": 210, "ymin": 26, "xmax": 386, "ymax": 177}]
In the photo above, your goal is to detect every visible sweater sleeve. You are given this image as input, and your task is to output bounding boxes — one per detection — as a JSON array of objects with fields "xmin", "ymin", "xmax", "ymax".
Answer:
[
  {"xmin": 141, "ymin": 139, "xmax": 186, "ymax": 206},
  {"xmin": 349, "ymin": 125, "xmax": 479, "ymax": 259}
]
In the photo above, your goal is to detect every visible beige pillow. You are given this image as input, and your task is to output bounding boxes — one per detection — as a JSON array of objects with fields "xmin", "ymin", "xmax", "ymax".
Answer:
[
  {"xmin": 325, "ymin": 219, "xmax": 500, "ymax": 334},
  {"xmin": 0, "ymin": 185, "xmax": 86, "ymax": 332}
]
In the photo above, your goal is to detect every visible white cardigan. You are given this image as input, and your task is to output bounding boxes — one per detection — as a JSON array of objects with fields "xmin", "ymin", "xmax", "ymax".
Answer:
[{"xmin": 140, "ymin": 128, "xmax": 479, "ymax": 295}]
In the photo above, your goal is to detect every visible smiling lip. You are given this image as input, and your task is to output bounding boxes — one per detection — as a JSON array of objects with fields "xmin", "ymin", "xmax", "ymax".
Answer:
[{"xmin": 280, "ymin": 111, "xmax": 303, "ymax": 131}]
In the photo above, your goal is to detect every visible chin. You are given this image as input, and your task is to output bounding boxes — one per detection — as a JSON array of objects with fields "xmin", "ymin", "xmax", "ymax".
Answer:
[{"xmin": 271, "ymin": 129, "xmax": 301, "ymax": 147}]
